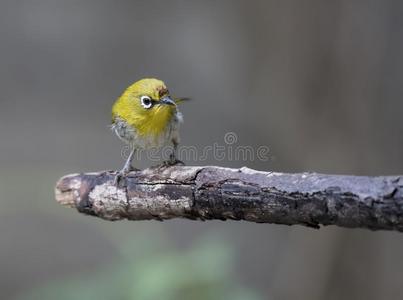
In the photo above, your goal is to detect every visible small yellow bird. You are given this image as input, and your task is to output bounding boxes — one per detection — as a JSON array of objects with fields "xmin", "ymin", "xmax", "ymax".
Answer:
[{"xmin": 111, "ymin": 78, "xmax": 187, "ymax": 181}]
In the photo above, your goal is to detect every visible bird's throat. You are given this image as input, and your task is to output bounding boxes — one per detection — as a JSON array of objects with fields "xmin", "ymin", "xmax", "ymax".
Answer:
[{"xmin": 135, "ymin": 105, "xmax": 175, "ymax": 138}]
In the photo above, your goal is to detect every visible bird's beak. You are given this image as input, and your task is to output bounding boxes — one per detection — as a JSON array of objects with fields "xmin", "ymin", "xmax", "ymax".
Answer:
[{"xmin": 160, "ymin": 96, "xmax": 176, "ymax": 106}]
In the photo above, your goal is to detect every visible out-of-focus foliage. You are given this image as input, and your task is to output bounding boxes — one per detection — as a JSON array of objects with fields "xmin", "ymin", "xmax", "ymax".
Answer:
[{"xmin": 17, "ymin": 235, "xmax": 262, "ymax": 300}]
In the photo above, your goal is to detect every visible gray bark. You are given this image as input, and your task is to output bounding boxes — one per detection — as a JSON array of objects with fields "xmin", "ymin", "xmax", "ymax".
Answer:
[{"xmin": 55, "ymin": 166, "xmax": 403, "ymax": 232}]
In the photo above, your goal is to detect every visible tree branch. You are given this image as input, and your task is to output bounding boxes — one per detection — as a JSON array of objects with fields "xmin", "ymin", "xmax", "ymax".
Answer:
[{"xmin": 55, "ymin": 166, "xmax": 403, "ymax": 232}]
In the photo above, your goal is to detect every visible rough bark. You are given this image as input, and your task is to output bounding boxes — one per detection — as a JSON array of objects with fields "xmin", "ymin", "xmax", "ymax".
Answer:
[{"xmin": 55, "ymin": 166, "xmax": 403, "ymax": 232}]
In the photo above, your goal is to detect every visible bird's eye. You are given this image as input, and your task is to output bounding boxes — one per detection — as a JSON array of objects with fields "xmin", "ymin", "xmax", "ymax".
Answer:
[{"xmin": 140, "ymin": 96, "xmax": 153, "ymax": 109}]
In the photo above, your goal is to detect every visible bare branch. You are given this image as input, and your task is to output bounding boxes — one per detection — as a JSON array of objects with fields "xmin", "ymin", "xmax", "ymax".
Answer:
[{"xmin": 55, "ymin": 166, "xmax": 403, "ymax": 232}]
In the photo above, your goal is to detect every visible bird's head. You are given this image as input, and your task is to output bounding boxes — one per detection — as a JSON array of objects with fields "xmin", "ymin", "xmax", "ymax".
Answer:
[{"xmin": 112, "ymin": 78, "xmax": 183, "ymax": 137}]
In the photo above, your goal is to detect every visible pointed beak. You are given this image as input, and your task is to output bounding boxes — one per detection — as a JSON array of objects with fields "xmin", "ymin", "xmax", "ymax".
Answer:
[{"xmin": 160, "ymin": 96, "xmax": 176, "ymax": 106}]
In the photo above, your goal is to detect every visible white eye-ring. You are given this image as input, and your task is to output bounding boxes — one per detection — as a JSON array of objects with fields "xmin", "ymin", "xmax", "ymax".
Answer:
[{"xmin": 140, "ymin": 95, "xmax": 153, "ymax": 109}]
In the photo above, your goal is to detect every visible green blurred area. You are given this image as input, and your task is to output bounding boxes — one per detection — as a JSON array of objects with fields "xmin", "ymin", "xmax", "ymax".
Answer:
[{"xmin": 16, "ymin": 234, "xmax": 262, "ymax": 300}]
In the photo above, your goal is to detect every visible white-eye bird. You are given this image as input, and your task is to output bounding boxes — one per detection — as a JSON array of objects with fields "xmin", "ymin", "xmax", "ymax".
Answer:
[{"xmin": 111, "ymin": 78, "xmax": 188, "ymax": 182}]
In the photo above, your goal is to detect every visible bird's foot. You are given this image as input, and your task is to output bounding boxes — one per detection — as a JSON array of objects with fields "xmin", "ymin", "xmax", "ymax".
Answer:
[
  {"xmin": 160, "ymin": 155, "xmax": 185, "ymax": 168},
  {"xmin": 113, "ymin": 166, "xmax": 139, "ymax": 185}
]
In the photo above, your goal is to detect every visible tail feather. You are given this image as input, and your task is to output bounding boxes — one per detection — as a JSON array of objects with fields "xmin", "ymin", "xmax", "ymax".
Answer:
[{"xmin": 174, "ymin": 97, "xmax": 191, "ymax": 104}]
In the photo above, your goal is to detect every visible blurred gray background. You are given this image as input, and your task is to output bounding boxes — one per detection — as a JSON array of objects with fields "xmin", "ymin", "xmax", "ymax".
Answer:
[{"xmin": 1, "ymin": 0, "xmax": 403, "ymax": 299}]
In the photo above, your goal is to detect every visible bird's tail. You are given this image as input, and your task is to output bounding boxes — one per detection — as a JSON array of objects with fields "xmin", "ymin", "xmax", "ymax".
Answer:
[{"xmin": 174, "ymin": 97, "xmax": 191, "ymax": 104}]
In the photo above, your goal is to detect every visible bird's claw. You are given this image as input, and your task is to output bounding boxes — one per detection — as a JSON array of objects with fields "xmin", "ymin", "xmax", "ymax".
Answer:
[
  {"xmin": 113, "ymin": 166, "xmax": 139, "ymax": 185},
  {"xmin": 162, "ymin": 157, "xmax": 185, "ymax": 167},
  {"xmin": 114, "ymin": 170, "xmax": 127, "ymax": 185}
]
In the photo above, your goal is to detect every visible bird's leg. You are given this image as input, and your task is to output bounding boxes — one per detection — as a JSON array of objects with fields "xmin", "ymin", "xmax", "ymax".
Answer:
[
  {"xmin": 164, "ymin": 139, "xmax": 184, "ymax": 166},
  {"xmin": 114, "ymin": 147, "xmax": 137, "ymax": 184}
]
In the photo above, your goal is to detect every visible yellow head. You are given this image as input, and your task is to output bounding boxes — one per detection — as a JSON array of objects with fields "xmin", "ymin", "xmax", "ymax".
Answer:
[{"xmin": 112, "ymin": 78, "xmax": 179, "ymax": 138}]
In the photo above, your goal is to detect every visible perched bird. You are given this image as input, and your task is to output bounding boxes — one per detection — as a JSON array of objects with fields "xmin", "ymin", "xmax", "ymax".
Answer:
[{"xmin": 111, "ymin": 78, "xmax": 188, "ymax": 181}]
